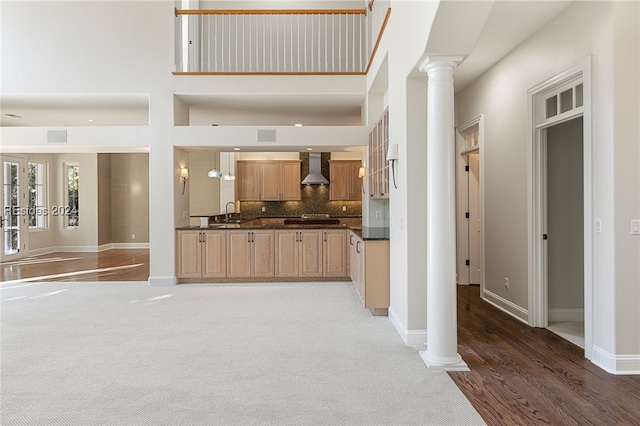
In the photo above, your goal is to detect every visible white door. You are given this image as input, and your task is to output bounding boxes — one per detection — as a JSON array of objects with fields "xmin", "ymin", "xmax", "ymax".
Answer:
[
  {"xmin": 468, "ymin": 152, "xmax": 481, "ymax": 285},
  {"xmin": 1, "ymin": 156, "xmax": 27, "ymax": 262}
]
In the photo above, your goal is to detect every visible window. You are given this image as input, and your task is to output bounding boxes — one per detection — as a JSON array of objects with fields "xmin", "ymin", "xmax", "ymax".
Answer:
[
  {"xmin": 65, "ymin": 164, "xmax": 79, "ymax": 228},
  {"xmin": 28, "ymin": 162, "xmax": 47, "ymax": 229}
]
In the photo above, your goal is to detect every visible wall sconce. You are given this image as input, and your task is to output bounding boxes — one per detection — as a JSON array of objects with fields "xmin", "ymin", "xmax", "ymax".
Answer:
[
  {"xmin": 386, "ymin": 144, "xmax": 398, "ymax": 189},
  {"xmin": 358, "ymin": 166, "xmax": 366, "ymax": 194},
  {"xmin": 180, "ymin": 167, "xmax": 189, "ymax": 195}
]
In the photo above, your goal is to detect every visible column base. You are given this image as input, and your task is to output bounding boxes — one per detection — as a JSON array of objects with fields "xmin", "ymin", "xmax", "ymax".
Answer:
[{"xmin": 419, "ymin": 350, "xmax": 470, "ymax": 371}]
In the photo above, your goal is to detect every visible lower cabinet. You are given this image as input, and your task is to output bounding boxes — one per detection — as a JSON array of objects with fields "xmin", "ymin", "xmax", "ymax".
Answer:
[
  {"xmin": 177, "ymin": 228, "xmax": 350, "ymax": 282},
  {"xmin": 227, "ymin": 230, "xmax": 275, "ymax": 278},
  {"xmin": 177, "ymin": 230, "xmax": 226, "ymax": 279},
  {"xmin": 275, "ymin": 230, "xmax": 323, "ymax": 278},
  {"xmin": 323, "ymin": 229, "xmax": 348, "ymax": 277},
  {"xmin": 349, "ymin": 230, "xmax": 389, "ymax": 315}
]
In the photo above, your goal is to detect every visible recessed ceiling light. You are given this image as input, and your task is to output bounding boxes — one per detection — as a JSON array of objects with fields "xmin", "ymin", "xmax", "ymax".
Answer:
[
  {"xmin": 306, "ymin": 148, "xmax": 314, "ymax": 151},
  {"xmin": 4, "ymin": 113, "xmax": 22, "ymax": 118},
  {"xmin": 233, "ymin": 148, "xmax": 240, "ymax": 151},
  {"xmin": 88, "ymin": 119, "xmax": 95, "ymax": 123},
  {"xmin": 294, "ymin": 123, "xmax": 303, "ymax": 127}
]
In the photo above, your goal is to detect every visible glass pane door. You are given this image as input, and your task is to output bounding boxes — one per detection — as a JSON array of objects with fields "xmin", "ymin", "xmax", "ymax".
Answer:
[{"xmin": 2, "ymin": 156, "xmax": 24, "ymax": 261}]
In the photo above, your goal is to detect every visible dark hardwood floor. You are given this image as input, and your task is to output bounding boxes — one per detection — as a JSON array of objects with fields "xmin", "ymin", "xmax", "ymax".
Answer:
[
  {"xmin": 450, "ymin": 284, "xmax": 640, "ymax": 426},
  {"xmin": 1, "ymin": 250, "xmax": 149, "ymax": 283}
]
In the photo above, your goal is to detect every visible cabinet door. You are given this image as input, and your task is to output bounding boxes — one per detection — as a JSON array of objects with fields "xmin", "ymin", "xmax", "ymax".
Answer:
[
  {"xmin": 281, "ymin": 162, "xmax": 301, "ymax": 200},
  {"xmin": 177, "ymin": 231, "xmax": 202, "ymax": 278},
  {"xmin": 362, "ymin": 240, "xmax": 390, "ymax": 312},
  {"xmin": 356, "ymin": 238, "xmax": 365, "ymax": 303},
  {"xmin": 227, "ymin": 231, "xmax": 252, "ymax": 277},
  {"xmin": 299, "ymin": 229, "xmax": 323, "ymax": 277},
  {"xmin": 323, "ymin": 229, "xmax": 348, "ymax": 277},
  {"xmin": 260, "ymin": 162, "xmax": 282, "ymax": 201},
  {"xmin": 349, "ymin": 162, "xmax": 362, "ymax": 201},
  {"xmin": 236, "ymin": 162, "xmax": 261, "ymax": 201},
  {"xmin": 329, "ymin": 162, "xmax": 351, "ymax": 200},
  {"xmin": 202, "ymin": 231, "xmax": 226, "ymax": 278},
  {"xmin": 251, "ymin": 230, "xmax": 275, "ymax": 277},
  {"xmin": 275, "ymin": 230, "xmax": 299, "ymax": 277}
]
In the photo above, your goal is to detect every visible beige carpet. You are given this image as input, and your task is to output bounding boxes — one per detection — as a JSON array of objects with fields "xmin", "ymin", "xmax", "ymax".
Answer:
[{"xmin": 1, "ymin": 280, "xmax": 485, "ymax": 425}]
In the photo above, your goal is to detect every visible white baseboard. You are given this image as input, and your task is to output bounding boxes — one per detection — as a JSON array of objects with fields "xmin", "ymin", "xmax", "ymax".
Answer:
[
  {"xmin": 548, "ymin": 308, "xmax": 584, "ymax": 322},
  {"xmin": 388, "ymin": 306, "xmax": 427, "ymax": 346},
  {"xmin": 148, "ymin": 276, "xmax": 177, "ymax": 287},
  {"xmin": 592, "ymin": 345, "xmax": 640, "ymax": 375},
  {"xmin": 27, "ymin": 247, "xmax": 57, "ymax": 256},
  {"xmin": 482, "ymin": 289, "xmax": 529, "ymax": 324},
  {"xmin": 110, "ymin": 243, "xmax": 150, "ymax": 249},
  {"xmin": 28, "ymin": 244, "xmax": 149, "ymax": 255}
]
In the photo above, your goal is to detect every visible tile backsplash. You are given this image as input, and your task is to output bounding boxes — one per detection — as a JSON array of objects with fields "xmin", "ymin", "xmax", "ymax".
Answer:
[{"xmin": 239, "ymin": 184, "xmax": 362, "ymax": 217}]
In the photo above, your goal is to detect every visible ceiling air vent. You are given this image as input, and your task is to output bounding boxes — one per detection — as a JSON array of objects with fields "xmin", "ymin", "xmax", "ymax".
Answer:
[
  {"xmin": 257, "ymin": 129, "xmax": 276, "ymax": 142},
  {"xmin": 47, "ymin": 130, "xmax": 67, "ymax": 143}
]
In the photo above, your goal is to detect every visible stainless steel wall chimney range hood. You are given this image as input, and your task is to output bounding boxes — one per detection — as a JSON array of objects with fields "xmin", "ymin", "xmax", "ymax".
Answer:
[{"xmin": 301, "ymin": 152, "xmax": 329, "ymax": 185}]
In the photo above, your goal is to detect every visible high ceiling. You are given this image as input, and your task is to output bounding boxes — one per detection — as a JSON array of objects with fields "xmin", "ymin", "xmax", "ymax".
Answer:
[{"xmin": 0, "ymin": 1, "xmax": 572, "ymax": 128}]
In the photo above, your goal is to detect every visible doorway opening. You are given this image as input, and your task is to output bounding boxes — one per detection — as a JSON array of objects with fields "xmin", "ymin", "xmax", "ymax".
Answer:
[
  {"xmin": 544, "ymin": 117, "xmax": 585, "ymax": 348},
  {"xmin": 528, "ymin": 57, "xmax": 593, "ymax": 358},
  {"xmin": 456, "ymin": 116, "xmax": 483, "ymax": 291}
]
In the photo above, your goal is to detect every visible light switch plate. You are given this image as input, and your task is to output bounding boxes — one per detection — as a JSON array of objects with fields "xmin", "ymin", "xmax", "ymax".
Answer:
[{"xmin": 631, "ymin": 219, "xmax": 640, "ymax": 235}]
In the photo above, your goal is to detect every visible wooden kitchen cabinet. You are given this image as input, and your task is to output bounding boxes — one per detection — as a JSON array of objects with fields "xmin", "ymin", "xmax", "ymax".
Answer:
[
  {"xmin": 226, "ymin": 229, "xmax": 275, "ymax": 278},
  {"xmin": 260, "ymin": 161, "xmax": 301, "ymax": 201},
  {"xmin": 177, "ymin": 230, "xmax": 226, "ymax": 279},
  {"xmin": 322, "ymin": 229, "xmax": 348, "ymax": 277},
  {"xmin": 349, "ymin": 230, "xmax": 389, "ymax": 315},
  {"xmin": 236, "ymin": 162, "xmax": 261, "ymax": 201},
  {"xmin": 238, "ymin": 160, "xmax": 301, "ymax": 201},
  {"xmin": 329, "ymin": 160, "xmax": 361, "ymax": 201},
  {"xmin": 275, "ymin": 229, "xmax": 323, "ymax": 278},
  {"xmin": 281, "ymin": 162, "xmax": 302, "ymax": 200}
]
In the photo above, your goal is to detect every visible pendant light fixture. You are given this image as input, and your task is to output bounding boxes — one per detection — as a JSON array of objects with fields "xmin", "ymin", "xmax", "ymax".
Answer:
[
  {"xmin": 223, "ymin": 152, "xmax": 236, "ymax": 181},
  {"xmin": 208, "ymin": 152, "xmax": 222, "ymax": 178}
]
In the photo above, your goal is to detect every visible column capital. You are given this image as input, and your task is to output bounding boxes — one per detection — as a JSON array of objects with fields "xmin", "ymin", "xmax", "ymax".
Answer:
[{"xmin": 418, "ymin": 56, "xmax": 465, "ymax": 74}]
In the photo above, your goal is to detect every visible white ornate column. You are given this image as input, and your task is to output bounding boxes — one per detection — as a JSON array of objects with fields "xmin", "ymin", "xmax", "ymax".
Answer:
[{"xmin": 419, "ymin": 56, "xmax": 468, "ymax": 371}]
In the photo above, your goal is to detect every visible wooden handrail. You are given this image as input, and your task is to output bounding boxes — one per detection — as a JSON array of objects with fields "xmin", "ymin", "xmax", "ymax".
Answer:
[
  {"xmin": 365, "ymin": 7, "xmax": 391, "ymax": 74},
  {"xmin": 175, "ymin": 8, "xmax": 366, "ymax": 16},
  {"xmin": 172, "ymin": 71, "xmax": 366, "ymax": 76}
]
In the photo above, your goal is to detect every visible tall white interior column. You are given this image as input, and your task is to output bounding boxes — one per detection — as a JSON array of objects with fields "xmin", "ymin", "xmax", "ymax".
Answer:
[{"xmin": 419, "ymin": 56, "xmax": 469, "ymax": 371}]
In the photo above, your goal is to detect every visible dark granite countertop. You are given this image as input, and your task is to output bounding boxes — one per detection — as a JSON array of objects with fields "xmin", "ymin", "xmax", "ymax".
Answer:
[
  {"xmin": 177, "ymin": 221, "xmax": 389, "ymax": 241},
  {"xmin": 176, "ymin": 223, "xmax": 353, "ymax": 231},
  {"xmin": 349, "ymin": 226, "xmax": 390, "ymax": 241},
  {"xmin": 175, "ymin": 215, "xmax": 394, "ymax": 239}
]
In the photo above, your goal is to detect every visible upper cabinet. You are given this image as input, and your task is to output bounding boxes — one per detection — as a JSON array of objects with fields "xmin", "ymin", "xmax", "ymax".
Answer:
[
  {"xmin": 236, "ymin": 162, "xmax": 261, "ymax": 201},
  {"xmin": 368, "ymin": 109, "xmax": 390, "ymax": 199},
  {"xmin": 329, "ymin": 160, "xmax": 361, "ymax": 201},
  {"xmin": 237, "ymin": 160, "xmax": 301, "ymax": 201}
]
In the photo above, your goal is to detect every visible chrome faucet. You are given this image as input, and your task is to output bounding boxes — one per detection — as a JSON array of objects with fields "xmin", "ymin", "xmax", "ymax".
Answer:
[{"xmin": 225, "ymin": 201, "xmax": 236, "ymax": 222}]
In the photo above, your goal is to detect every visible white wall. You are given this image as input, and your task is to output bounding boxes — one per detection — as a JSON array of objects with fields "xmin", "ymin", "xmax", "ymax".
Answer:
[
  {"xmin": 365, "ymin": 1, "xmax": 439, "ymax": 343},
  {"xmin": 611, "ymin": 1, "xmax": 640, "ymax": 361},
  {"xmin": 455, "ymin": 1, "xmax": 640, "ymax": 369}
]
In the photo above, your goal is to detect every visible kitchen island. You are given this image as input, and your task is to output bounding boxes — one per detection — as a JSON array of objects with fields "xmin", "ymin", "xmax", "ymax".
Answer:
[
  {"xmin": 177, "ymin": 217, "xmax": 359, "ymax": 282},
  {"xmin": 176, "ymin": 216, "xmax": 390, "ymax": 315}
]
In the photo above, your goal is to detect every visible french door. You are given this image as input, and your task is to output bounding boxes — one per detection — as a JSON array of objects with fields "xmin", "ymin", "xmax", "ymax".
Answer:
[{"xmin": 1, "ymin": 155, "xmax": 26, "ymax": 262}]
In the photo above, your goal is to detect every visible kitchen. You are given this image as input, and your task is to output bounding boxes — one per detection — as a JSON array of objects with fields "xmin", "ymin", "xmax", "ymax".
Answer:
[{"xmin": 176, "ymin": 147, "xmax": 390, "ymax": 315}]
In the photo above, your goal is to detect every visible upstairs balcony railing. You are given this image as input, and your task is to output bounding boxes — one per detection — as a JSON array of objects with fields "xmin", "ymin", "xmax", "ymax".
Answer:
[{"xmin": 174, "ymin": 0, "xmax": 390, "ymax": 75}]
